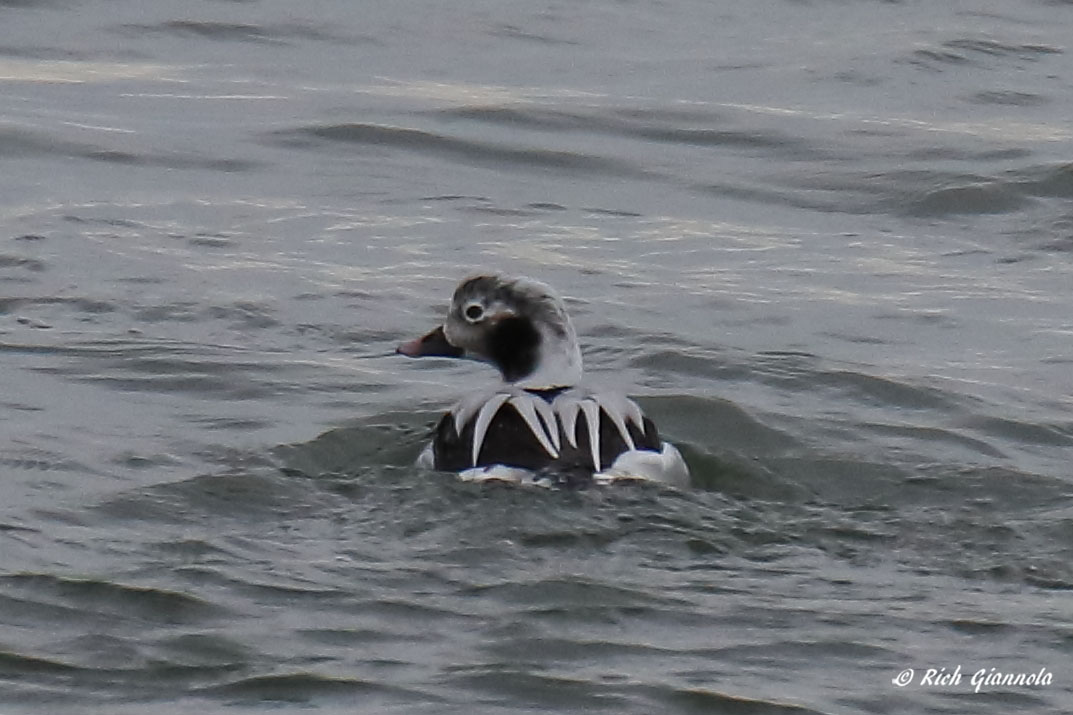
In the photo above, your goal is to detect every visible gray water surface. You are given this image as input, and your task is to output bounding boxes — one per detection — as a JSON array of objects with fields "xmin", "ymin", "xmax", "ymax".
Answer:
[{"xmin": 1, "ymin": 1, "xmax": 1071, "ymax": 713}]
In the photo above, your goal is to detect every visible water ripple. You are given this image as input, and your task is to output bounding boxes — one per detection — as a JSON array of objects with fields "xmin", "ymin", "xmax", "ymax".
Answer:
[
  {"xmin": 437, "ymin": 105, "xmax": 825, "ymax": 158},
  {"xmin": 0, "ymin": 573, "xmax": 227, "ymax": 624},
  {"xmin": 0, "ymin": 127, "xmax": 258, "ymax": 172},
  {"xmin": 271, "ymin": 123, "xmax": 650, "ymax": 177},
  {"xmin": 113, "ymin": 20, "xmax": 353, "ymax": 46}
]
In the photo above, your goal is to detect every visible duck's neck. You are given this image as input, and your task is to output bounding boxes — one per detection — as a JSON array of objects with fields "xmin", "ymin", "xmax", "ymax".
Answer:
[{"xmin": 510, "ymin": 323, "xmax": 583, "ymax": 390}]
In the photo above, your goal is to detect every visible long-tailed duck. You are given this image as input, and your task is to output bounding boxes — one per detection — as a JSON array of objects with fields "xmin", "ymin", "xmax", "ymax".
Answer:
[{"xmin": 397, "ymin": 274, "xmax": 690, "ymax": 487}]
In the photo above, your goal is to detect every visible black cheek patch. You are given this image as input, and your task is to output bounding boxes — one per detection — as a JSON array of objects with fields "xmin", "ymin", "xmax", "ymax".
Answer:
[{"xmin": 485, "ymin": 316, "xmax": 540, "ymax": 383}]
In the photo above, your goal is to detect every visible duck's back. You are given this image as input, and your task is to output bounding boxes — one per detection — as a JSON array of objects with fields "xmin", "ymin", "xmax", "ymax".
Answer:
[{"xmin": 429, "ymin": 387, "xmax": 662, "ymax": 480}]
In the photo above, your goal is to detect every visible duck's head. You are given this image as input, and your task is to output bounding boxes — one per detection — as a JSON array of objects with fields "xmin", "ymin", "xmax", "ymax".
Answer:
[{"xmin": 397, "ymin": 274, "xmax": 583, "ymax": 390}]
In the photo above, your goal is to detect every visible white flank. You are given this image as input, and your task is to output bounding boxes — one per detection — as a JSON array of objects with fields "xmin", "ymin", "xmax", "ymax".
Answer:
[{"xmin": 595, "ymin": 443, "xmax": 691, "ymax": 488}]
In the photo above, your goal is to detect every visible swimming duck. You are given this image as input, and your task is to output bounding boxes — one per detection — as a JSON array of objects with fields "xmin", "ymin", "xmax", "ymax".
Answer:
[{"xmin": 397, "ymin": 274, "xmax": 689, "ymax": 487}]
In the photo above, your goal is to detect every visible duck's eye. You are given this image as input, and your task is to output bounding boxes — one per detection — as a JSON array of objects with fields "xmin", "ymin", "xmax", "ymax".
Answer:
[{"xmin": 464, "ymin": 304, "xmax": 484, "ymax": 322}]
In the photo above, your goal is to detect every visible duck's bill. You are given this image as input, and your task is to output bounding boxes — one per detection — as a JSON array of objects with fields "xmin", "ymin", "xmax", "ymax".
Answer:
[{"xmin": 397, "ymin": 325, "xmax": 464, "ymax": 358}]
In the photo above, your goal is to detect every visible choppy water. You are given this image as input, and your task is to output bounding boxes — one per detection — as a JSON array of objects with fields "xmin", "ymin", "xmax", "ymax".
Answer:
[{"xmin": 2, "ymin": 1, "xmax": 1072, "ymax": 713}]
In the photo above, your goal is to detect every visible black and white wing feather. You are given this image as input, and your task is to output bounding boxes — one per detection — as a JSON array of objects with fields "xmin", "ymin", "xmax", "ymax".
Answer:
[{"xmin": 429, "ymin": 387, "xmax": 663, "ymax": 478}]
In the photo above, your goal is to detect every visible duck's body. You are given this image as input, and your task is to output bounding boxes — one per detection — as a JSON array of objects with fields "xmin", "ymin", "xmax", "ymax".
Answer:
[{"xmin": 398, "ymin": 275, "xmax": 689, "ymax": 487}]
